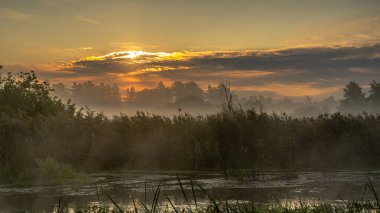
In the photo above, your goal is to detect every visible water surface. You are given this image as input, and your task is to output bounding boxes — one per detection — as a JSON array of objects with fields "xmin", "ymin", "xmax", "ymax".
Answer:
[{"xmin": 0, "ymin": 170, "xmax": 379, "ymax": 212}]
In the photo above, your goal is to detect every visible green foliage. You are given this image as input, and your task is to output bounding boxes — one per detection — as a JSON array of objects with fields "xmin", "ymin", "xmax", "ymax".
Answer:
[
  {"xmin": 34, "ymin": 157, "xmax": 80, "ymax": 181},
  {"xmin": 0, "ymin": 71, "xmax": 65, "ymax": 117},
  {"xmin": 0, "ymin": 70, "xmax": 75, "ymax": 181}
]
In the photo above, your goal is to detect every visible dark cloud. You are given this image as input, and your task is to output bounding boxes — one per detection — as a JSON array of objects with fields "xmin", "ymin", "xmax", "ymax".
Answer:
[
  {"xmin": 65, "ymin": 44, "xmax": 380, "ymax": 75},
  {"xmin": 144, "ymin": 44, "xmax": 380, "ymax": 87},
  {"xmin": 67, "ymin": 59, "xmax": 136, "ymax": 76},
  {"xmin": 29, "ymin": 43, "xmax": 380, "ymax": 97}
]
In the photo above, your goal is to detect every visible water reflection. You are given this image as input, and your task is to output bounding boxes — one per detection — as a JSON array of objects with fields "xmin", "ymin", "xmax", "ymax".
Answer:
[{"xmin": 0, "ymin": 171, "xmax": 378, "ymax": 212}]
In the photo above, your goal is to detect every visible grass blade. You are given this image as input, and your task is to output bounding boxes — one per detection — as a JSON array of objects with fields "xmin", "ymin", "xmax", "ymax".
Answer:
[
  {"xmin": 151, "ymin": 182, "xmax": 162, "ymax": 213},
  {"xmin": 176, "ymin": 175, "xmax": 190, "ymax": 209},
  {"xmin": 191, "ymin": 179, "xmax": 198, "ymax": 209},
  {"xmin": 132, "ymin": 196, "xmax": 138, "ymax": 213},
  {"xmin": 145, "ymin": 177, "xmax": 148, "ymax": 204},
  {"xmin": 366, "ymin": 177, "xmax": 380, "ymax": 209},
  {"xmin": 225, "ymin": 200, "xmax": 230, "ymax": 213},
  {"xmin": 104, "ymin": 191, "xmax": 123, "ymax": 213},
  {"xmin": 164, "ymin": 192, "xmax": 179, "ymax": 213},
  {"xmin": 139, "ymin": 200, "xmax": 150, "ymax": 212},
  {"xmin": 196, "ymin": 182, "xmax": 221, "ymax": 213}
]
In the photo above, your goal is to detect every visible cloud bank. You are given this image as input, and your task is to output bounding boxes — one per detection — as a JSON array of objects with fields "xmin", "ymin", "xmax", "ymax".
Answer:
[{"xmin": 7, "ymin": 43, "xmax": 380, "ymax": 98}]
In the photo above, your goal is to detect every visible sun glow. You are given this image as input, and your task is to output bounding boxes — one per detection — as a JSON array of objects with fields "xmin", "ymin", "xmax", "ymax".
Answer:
[
  {"xmin": 103, "ymin": 50, "xmax": 145, "ymax": 59},
  {"xmin": 125, "ymin": 50, "xmax": 144, "ymax": 59}
]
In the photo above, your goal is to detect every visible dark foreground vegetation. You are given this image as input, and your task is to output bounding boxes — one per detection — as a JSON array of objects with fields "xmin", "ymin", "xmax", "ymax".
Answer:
[{"xmin": 1, "ymin": 70, "xmax": 380, "ymax": 182}]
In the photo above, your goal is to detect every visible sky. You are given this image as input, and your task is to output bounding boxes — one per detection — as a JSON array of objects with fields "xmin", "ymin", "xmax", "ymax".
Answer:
[{"xmin": 1, "ymin": 0, "xmax": 380, "ymax": 99}]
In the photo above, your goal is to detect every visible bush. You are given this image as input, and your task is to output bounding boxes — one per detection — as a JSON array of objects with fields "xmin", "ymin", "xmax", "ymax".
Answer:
[{"xmin": 34, "ymin": 157, "xmax": 81, "ymax": 182}]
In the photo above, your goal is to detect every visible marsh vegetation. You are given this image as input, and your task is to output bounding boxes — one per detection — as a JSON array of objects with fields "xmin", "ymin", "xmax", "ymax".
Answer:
[
  {"xmin": 1, "ymin": 70, "xmax": 380, "ymax": 212},
  {"xmin": 1, "ymin": 70, "xmax": 380, "ymax": 183}
]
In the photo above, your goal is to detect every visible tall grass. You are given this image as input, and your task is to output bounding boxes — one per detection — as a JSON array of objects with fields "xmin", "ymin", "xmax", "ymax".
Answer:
[
  {"xmin": 2, "ymin": 71, "xmax": 380, "ymax": 181},
  {"xmin": 3, "ymin": 108, "xmax": 380, "ymax": 181}
]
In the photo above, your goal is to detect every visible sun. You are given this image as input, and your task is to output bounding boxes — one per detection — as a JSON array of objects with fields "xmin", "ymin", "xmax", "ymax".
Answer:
[{"xmin": 127, "ymin": 50, "xmax": 144, "ymax": 59}]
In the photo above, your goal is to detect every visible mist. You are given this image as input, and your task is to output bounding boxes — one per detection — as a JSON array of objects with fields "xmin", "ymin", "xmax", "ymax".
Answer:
[{"xmin": 51, "ymin": 79, "xmax": 379, "ymax": 118}]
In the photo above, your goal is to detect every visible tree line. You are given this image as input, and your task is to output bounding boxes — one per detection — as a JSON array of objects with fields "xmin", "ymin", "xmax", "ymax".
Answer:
[
  {"xmin": 340, "ymin": 81, "xmax": 380, "ymax": 113},
  {"xmin": 52, "ymin": 79, "xmax": 380, "ymax": 116},
  {"xmin": 52, "ymin": 80, "xmax": 230, "ymax": 114}
]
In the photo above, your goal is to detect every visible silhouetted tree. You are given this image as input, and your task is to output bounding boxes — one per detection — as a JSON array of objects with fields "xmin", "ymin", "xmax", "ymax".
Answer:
[
  {"xmin": 171, "ymin": 81, "xmax": 203, "ymax": 101},
  {"xmin": 207, "ymin": 83, "xmax": 225, "ymax": 104},
  {"xmin": 320, "ymin": 96, "xmax": 339, "ymax": 113},
  {"xmin": 340, "ymin": 81, "xmax": 366, "ymax": 113},
  {"xmin": 171, "ymin": 81, "xmax": 185, "ymax": 101},
  {"xmin": 133, "ymin": 82, "xmax": 172, "ymax": 107},
  {"xmin": 71, "ymin": 81, "xmax": 122, "ymax": 108},
  {"xmin": 220, "ymin": 83, "xmax": 234, "ymax": 113},
  {"xmin": 126, "ymin": 86, "xmax": 136, "ymax": 102},
  {"xmin": 183, "ymin": 81, "xmax": 204, "ymax": 99},
  {"xmin": 0, "ymin": 71, "xmax": 65, "ymax": 117},
  {"xmin": 156, "ymin": 81, "xmax": 172, "ymax": 103},
  {"xmin": 368, "ymin": 81, "xmax": 380, "ymax": 112}
]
